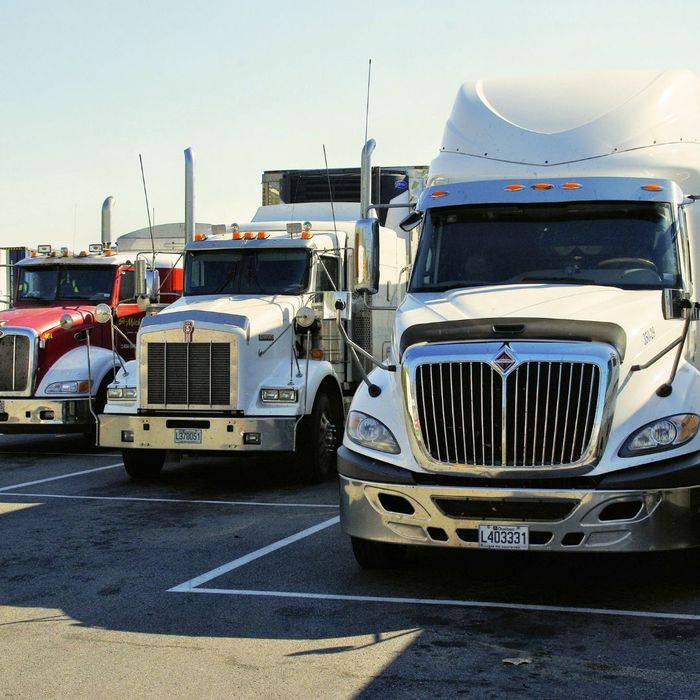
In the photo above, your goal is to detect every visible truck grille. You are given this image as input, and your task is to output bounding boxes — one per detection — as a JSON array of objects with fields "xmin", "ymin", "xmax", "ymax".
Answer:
[
  {"xmin": 0, "ymin": 334, "xmax": 31, "ymax": 392},
  {"xmin": 147, "ymin": 342, "xmax": 230, "ymax": 406},
  {"xmin": 415, "ymin": 361, "xmax": 600, "ymax": 467}
]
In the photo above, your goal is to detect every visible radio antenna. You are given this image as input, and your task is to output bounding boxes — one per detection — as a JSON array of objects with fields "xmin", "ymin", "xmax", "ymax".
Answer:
[
  {"xmin": 323, "ymin": 144, "xmax": 337, "ymax": 237},
  {"xmin": 138, "ymin": 153, "xmax": 156, "ymax": 264},
  {"xmin": 364, "ymin": 58, "xmax": 372, "ymax": 147}
]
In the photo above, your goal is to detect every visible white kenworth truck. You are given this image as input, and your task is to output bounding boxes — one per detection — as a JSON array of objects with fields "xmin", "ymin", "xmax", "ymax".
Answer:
[
  {"xmin": 99, "ymin": 145, "xmax": 427, "ymax": 482},
  {"xmin": 340, "ymin": 69, "xmax": 700, "ymax": 568}
]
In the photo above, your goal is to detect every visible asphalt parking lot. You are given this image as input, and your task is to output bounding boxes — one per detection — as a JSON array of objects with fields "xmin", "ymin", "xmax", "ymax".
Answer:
[{"xmin": 2, "ymin": 434, "xmax": 700, "ymax": 698}]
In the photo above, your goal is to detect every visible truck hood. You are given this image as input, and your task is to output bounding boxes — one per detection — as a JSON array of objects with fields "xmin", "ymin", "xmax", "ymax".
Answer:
[
  {"xmin": 398, "ymin": 285, "xmax": 681, "ymax": 375},
  {"xmin": 144, "ymin": 294, "xmax": 302, "ymax": 339},
  {"xmin": 0, "ymin": 305, "xmax": 96, "ymax": 336}
]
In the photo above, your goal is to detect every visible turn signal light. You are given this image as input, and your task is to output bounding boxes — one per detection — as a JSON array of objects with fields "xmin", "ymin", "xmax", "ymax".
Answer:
[{"xmin": 310, "ymin": 348, "xmax": 324, "ymax": 360}]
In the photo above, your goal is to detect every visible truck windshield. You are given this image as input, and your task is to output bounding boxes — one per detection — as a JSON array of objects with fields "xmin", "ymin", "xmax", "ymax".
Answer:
[
  {"xmin": 184, "ymin": 249, "xmax": 311, "ymax": 296},
  {"xmin": 410, "ymin": 202, "xmax": 682, "ymax": 292},
  {"xmin": 16, "ymin": 266, "xmax": 115, "ymax": 302}
]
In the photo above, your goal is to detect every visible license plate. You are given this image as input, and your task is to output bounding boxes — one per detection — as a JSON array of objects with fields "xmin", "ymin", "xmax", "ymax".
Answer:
[
  {"xmin": 174, "ymin": 428, "xmax": 202, "ymax": 444},
  {"xmin": 478, "ymin": 524, "xmax": 529, "ymax": 550}
]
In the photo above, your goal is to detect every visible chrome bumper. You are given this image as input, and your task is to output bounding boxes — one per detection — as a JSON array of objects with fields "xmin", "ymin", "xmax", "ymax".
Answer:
[
  {"xmin": 0, "ymin": 397, "xmax": 92, "ymax": 432},
  {"xmin": 99, "ymin": 413, "xmax": 297, "ymax": 452},
  {"xmin": 339, "ymin": 474, "xmax": 700, "ymax": 553}
]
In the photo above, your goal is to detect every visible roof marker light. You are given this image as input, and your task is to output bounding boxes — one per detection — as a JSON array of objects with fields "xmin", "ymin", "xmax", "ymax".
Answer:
[
  {"xmin": 301, "ymin": 230, "xmax": 313, "ymax": 240},
  {"xmin": 104, "ymin": 250, "xmax": 114, "ymax": 256},
  {"xmin": 78, "ymin": 251, "xmax": 88, "ymax": 257},
  {"xmin": 244, "ymin": 231, "xmax": 254, "ymax": 240},
  {"xmin": 194, "ymin": 233, "xmax": 206, "ymax": 241},
  {"xmin": 431, "ymin": 190, "xmax": 449, "ymax": 198},
  {"xmin": 504, "ymin": 184, "xmax": 525, "ymax": 191},
  {"xmin": 31, "ymin": 251, "xmax": 38, "ymax": 257},
  {"xmin": 642, "ymin": 184, "xmax": 664, "ymax": 191},
  {"xmin": 257, "ymin": 231, "xmax": 269, "ymax": 239},
  {"xmin": 561, "ymin": 182, "xmax": 582, "ymax": 190},
  {"xmin": 232, "ymin": 231, "xmax": 242, "ymax": 240},
  {"xmin": 532, "ymin": 183, "xmax": 554, "ymax": 190}
]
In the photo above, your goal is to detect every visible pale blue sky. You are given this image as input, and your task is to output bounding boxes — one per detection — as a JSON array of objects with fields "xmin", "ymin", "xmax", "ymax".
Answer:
[{"xmin": 1, "ymin": 0, "xmax": 698, "ymax": 249}]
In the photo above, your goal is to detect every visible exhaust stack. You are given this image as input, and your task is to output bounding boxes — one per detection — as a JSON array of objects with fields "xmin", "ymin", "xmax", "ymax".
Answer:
[
  {"xmin": 184, "ymin": 147, "xmax": 194, "ymax": 245},
  {"xmin": 101, "ymin": 196, "xmax": 115, "ymax": 247},
  {"xmin": 360, "ymin": 139, "xmax": 376, "ymax": 219}
]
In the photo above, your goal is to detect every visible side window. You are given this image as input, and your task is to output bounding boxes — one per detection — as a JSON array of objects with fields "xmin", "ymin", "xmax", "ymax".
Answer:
[
  {"xmin": 316, "ymin": 256, "xmax": 340, "ymax": 292},
  {"xmin": 119, "ymin": 270, "xmax": 135, "ymax": 302}
]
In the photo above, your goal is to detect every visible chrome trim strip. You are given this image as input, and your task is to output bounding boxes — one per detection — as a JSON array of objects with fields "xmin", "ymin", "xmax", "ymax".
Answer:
[{"xmin": 0, "ymin": 327, "xmax": 38, "ymax": 398}]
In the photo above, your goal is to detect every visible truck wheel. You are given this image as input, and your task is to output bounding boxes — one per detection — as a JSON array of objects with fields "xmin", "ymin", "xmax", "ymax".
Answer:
[
  {"xmin": 122, "ymin": 448, "xmax": 165, "ymax": 479},
  {"xmin": 351, "ymin": 536, "xmax": 407, "ymax": 569},
  {"xmin": 295, "ymin": 391, "xmax": 343, "ymax": 483}
]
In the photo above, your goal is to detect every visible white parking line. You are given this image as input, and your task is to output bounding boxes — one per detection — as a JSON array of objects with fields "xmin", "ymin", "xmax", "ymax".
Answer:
[
  {"xmin": 177, "ymin": 587, "xmax": 700, "ymax": 622},
  {"xmin": 0, "ymin": 452, "xmax": 119, "ymax": 457},
  {"xmin": 169, "ymin": 516, "xmax": 700, "ymax": 623},
  {"xmin": 169, "ymin": 516, "xmax": 341, "ymax": 592},
  {"xmin": 4, "ymin": 492, "xmax": 339, "ymax": 509},
  {"xmin": 0, "ymin": 463, "xmax": 122, "ymax": 492}
]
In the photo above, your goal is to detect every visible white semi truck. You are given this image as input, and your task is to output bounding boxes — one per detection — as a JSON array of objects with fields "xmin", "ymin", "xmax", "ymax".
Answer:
[
  {"xmin": 98, "ymin": 144, "xmax": 427, "ymax": 482},
  {"xmin": 340, "ymin": 69, "xmax": 700, "ymax": 567}
]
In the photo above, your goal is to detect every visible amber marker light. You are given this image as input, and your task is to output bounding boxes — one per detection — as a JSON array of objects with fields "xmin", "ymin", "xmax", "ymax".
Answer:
[
  {"xmin": 310, "ymin": 348, "xmax": 324, "ymax": 360},
  {"xmin": 642, "ymin": 184, "xmax": 664, "ymax": 191},
  {"xmin": 431, "ymin": 190, "xmax": 449, "ymax": 198},
  {"xmin": 257, "ymin": 231, "xmax": 269, "ymax": 239},
  {"xmin": 504, "ymin": 184, "xmax": 525, "ymax": 191},
  {"xmin": 78, "ymin": 251, "xmax": 88, "ymax": 257},
  {"xmin": 243, "ymin": 232, "xmax": 254, "ymax": 240},
  {"xmin": 104, "ymin": 250, "xmax": 114, "ymax": 256},
  {"xmin": 561, "ymin": 182, "xmax": 582, "ymax": 190},
  {"xmin": 232, "ymin": 232, "xmax": 242, "ymax": 240},
  {"xmin": 532, "ymin": 183, "xmax": 554, "ymax": 190},
  {"xmin": 301, "ymin": 231, "xmax": 313, "ymax": 239},
  {"xmin": 194, "ymin": 233, "xmax": 206, "ymax": 241}
]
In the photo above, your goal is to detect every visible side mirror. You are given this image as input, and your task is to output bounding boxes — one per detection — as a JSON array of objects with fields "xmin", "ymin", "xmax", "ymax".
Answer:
[
  {"xmin": 145, "ymin": 269, "xmax": 160, "ymax": 301},
  {"xmin": 662, "ymin": 289, "xmax": 693, "ymax": 320},
  {"xmin": 94, "ymin": 304, "xmax": 112, "ymax": 324},
  {"xmin": 399, "ymin": 210, "xmax": 423, "ymax": 232},
  {"xmin": 355, "ymin": 218, "xmax": 380, "ymax": 295}
]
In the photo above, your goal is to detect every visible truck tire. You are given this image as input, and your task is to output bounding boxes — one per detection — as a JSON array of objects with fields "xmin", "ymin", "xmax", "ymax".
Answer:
[
  {"xmin": 294, "ymin": 391, "xmax": 343, "ymax": 484},
  {"xmin": 122, "ymin": 448, "xmax": 165, "ymax": 480},
  {"xmin": 350, "ymin": 536, "xmax": 407, "ymax": 569}
]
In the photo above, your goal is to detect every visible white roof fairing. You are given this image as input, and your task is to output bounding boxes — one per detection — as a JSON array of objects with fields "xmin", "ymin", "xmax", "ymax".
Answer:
[{"xmin": 435, "ymin": 69, "xmax": 700, "ymax": 168}]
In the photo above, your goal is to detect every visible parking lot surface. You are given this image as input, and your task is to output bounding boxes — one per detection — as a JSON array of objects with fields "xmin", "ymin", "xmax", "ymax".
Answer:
[{"xmin": 2, "ymin": 434, "xmax": 700, "ymax": 698}]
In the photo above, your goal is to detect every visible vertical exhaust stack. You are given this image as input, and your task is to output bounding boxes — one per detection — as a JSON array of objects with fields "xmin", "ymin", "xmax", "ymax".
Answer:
[
  {"xmin": 101, "ymin": 196, "xmax": 115, "ymax": 247},
  {"xmin": 184, "ymin": 147, "xmax": 194, "ymax": 246},
  {"xmin": 360, "ymin": 139, "xmax": 376, "ymax": 219}
]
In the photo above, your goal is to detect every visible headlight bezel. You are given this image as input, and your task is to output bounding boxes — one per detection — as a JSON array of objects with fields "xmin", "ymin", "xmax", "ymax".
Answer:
[
  {"xmin": 619, "ymin": 413, "xmax": 700, "ymax": 457},
  {"xmin": 346, "ymin": 410, "xmax": 401, "ymax": 455},
  {"xmin": 45, "ymin": 380, "xmax": 90, "ymax": 394},
  {"xmin": 260, "ymin": 388, "xmax": 298, "ymax": 403},
  {"xmin": 107, "ymin": 386, "xmax": 137, "ymax": 401}
]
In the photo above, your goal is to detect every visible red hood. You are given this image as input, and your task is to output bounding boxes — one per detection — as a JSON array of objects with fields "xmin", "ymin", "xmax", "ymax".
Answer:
[{"xmin": 0, "ymin": 305, "xmax": 97, "ymax": 336}]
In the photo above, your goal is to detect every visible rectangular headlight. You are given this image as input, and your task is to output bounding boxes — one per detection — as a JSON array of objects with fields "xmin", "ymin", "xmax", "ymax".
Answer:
[{"xmin": 260, "ymin": 388, "xmax": 298, "ymax": 403}]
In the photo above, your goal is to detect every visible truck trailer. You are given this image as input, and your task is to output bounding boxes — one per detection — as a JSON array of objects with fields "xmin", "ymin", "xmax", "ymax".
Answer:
[{"xmin": 339, "ymin": 69, "xmax": 700, "ymax": 567}]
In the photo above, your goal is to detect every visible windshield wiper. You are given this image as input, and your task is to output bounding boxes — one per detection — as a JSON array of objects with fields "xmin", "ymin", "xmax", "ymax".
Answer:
[{"xmin": 521, "ymin": 276, "xmax": 598, "ymax": 285}]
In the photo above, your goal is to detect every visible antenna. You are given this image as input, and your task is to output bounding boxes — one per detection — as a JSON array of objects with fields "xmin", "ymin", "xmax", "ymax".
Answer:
[
  {"xmin": 138, "ymin": 153, "xmax": 156, "ymax": 263},
  {"xmin": 364, "ymin": 59, "xmax": 372, "ymax": 148},
  {"xmin": 323, "ymin": 144, "xmax": 338, "ymax": 237}
]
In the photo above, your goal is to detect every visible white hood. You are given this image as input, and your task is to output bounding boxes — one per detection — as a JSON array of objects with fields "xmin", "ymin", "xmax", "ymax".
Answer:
[{"xmin": 397, "ymin": 285, "xmax": 683, "ymax": 377}]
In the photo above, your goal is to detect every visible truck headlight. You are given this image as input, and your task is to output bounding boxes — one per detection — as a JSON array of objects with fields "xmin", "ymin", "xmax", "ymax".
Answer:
[
  {"xmin": 347, "ymin": 411, "xmax": 400, "ymax": 454},
  {"xmin": 261, "ymin": 388, "xmax": 298, "ymax": 403},
  {"xmin": 620, "ymin": 414, "xmax": 700, "ymax": 456},
  {"xmin": 46, "ymin": 380, "xmax": 90, "ymax": 394},
  {"xmin": 107, "ymin": 386, "xmax": 137, "ymax": 401}
]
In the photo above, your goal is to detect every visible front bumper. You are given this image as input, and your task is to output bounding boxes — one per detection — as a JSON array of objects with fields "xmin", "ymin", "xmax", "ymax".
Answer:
[
  {"xmin": 99, "ymin": 412, "xmax": 297, "ymax": 452},
  {"xmin": 338, "ymin": 447, "xmax": 700, "ymax": 552},
  {"xmin": 0, "ymin": 397, "xmax": 93, "ymax": 433}
]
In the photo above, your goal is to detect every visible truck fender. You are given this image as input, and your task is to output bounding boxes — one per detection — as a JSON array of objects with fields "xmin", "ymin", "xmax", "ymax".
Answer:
[
  {"xmin": 111, "ymin": 361, "xmax": 137, "ymax": 387},
  {"xmin": 300, "ymin": 361, "xmax": 343, "ymax": 415},
  {"xmin": 36, "ymin": 346, "xmax": 120, "ymax": 397}
]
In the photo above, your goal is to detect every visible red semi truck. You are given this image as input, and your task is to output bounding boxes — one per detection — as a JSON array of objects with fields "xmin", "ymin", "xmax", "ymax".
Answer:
[{"xmin": 0, "ymin": 200, "xmax": 186, "ymax": 436}]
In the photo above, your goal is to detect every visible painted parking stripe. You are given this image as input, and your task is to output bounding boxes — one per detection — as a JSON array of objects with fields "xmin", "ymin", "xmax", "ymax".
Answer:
[
  {"xmin": 0, "ymin": 463, "xmax": 122, "ymax": 492},
  {"xmin": 4, "ymin": 492, "xmax": 338, "ymax": 509},
  {"xmin": 0, "ymin": 452, "xmax": 119, "ymax": 457},
  {"xmin": 175, "ymin": 587, "xmax": 700, "ymax": 622},
  {"xmin": 169, "ymin": 515, "xmax": 341, "ymax": 592}
]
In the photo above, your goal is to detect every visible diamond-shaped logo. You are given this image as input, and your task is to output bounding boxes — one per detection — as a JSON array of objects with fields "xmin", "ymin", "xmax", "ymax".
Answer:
[{"xmin": 492, "ymin": 346, "xmax": 516, "ymax": 374}]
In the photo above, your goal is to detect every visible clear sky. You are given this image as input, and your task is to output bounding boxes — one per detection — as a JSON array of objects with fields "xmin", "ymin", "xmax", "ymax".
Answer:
[{"xmin": 1, "ymin": 0, "xmax": 699, "ymax": 251}]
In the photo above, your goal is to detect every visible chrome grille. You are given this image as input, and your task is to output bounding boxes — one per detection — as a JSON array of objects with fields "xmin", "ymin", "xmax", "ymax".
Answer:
[
  {"xmin": 415, "ymin": 360, "xmax": 600, "ymax": 468},
  {"xmin": 0, "ymin": 334, "xmax": 31, "ymax": 392},
  {"xmin": 147, "ymin": 342, "xmax": 230, "ymax": 406}
]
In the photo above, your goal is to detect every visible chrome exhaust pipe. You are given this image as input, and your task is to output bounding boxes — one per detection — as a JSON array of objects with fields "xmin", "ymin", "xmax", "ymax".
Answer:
[
  {"xmin": 184, "ymin": 147, "xmax": 194, "ymax": 244},
  {"xmin": 101, "ymin": 196, "xmax": 115, "ymax": 247},
  {"xmin": 360, "ymin": 139, "xmax": 376, "ymax": 219}
]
